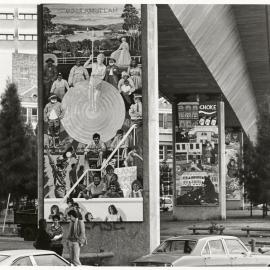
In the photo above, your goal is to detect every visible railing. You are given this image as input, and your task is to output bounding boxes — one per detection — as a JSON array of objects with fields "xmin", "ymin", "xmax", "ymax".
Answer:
[
  {"xmin": 61, "ymin": 124, "xmax": 137, "ymax": 203},
  {"xmin": 57, "ymin": 56, "xmax": 142, "ymax": 66}
]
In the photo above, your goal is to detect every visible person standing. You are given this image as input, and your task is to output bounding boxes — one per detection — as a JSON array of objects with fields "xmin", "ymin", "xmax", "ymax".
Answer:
[
  {"xmin": 67, "ymin": 210, "xmax": 87, "ymax": 266},
  {"xmin": 34, "ymin": 219, "xmax": 51, "ymax": 250},
  {"xmin": 49, "ymin": 214, "xmax": 64, "ymax": 256},
  {"xmin": 68, "ymin": 59, "xmax": 89, "ymax": 87},
  {"xmin": 104, "ymin": 58, "xmax": 120, "ymax": 89},
  {"xmin": 44, "ymin": 58, "xmax": 58, "ymax": 101}
]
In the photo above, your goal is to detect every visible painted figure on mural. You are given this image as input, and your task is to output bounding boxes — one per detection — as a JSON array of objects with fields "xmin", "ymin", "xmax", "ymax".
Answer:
[
  {"xmin": 50, "ymin": 73, "xmax": 70, "ymax": 101},
  {"xmin": 110, "ymin": 37, "xmax": 131, "ymax": 67},
  {"xmin": 46, "ymin": 147, "xmax": 69, "ymax": 198},
  {"xmin": 227, "ymin": 158, "xmax": 238, "ymax": 178},
  {"xmin": 84, "ymin": 133, "xmax": 107, "ymax": 168},
  {"xmin": 127, "ymin": 59, "xmax": 142, "ymax": 91},
  {"xmin": 44, "ymin": 58, "xmax": 58, "ymax": 101},
  {"xmin": 104, "ymin": 58, "xmax": 120, "ymax": 89},
  {"xmin": 104, "ymin": 204, "xmax": 123, "ymax": 222},
  {"xmin": 68, "ymin": 59, "xmax": 89, "ymax": 87},
  {"xmin": 118, "ymin": 71, "xmax": 135, "ymax": 110},
  {"xmin": 84, "ymin": 53, "xmax": 106, "ymax": 111},
  {"xmin": 44, "ymin": 94, "xmax": 64, "ymax": 148},
  {"xmin": 129, "ymin": 179, "xmax": 143, "ymax": 198}
]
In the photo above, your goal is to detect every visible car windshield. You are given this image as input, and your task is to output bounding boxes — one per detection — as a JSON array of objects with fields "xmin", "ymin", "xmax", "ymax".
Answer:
[
  {"xmin": 0, "ymin": 255, "xmax": 9, "ymax": 262},
  {"xmin": 153, "ymin": 240, "xmax": 197, "ymax": 254}
]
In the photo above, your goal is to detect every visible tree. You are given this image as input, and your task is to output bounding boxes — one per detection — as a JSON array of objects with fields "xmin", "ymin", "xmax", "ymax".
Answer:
[
  {"xmin": 56, "ymin": 38, "xmax": 71, "ymax": 56},
  {"xmin": 0, "ymin": 83, "xmax": 37, "ymax": 202},
  {"xmin": 121, "ymin": 4, "xmax": 141, "ymax": 51},
  {"xmin": 43, "ymin": 7, "xmax": 56, "ymax": 52},
  {"xmin": 240, "ymin": 111, "xmax": 270, "ymax": 217}
]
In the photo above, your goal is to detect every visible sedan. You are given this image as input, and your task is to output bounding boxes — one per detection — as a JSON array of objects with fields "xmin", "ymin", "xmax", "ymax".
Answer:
[
  {"xmin": 132, "ymin": 235, "xmax": 270, "ymax": 266},
  {"xmin": 0, "ymin": 249, "xmax": 72, "ymax": 266}
]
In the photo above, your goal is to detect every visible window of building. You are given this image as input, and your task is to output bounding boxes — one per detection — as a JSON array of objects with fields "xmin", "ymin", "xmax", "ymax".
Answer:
[
  {"xmin": 159, "ymin": 145, "xmax": 165, "ymax": 160},
  {"xmin": 32, "ymin": 108, "xmax": 37, "ymax": 116},
  {"xmin": 18, "ymin": 13, "xmax": 37, "ymax": 20},
  {"xmin": 166, "ymin": 145, "xmax": 173, "ymax": 159},
  {"xmin": 19, "ymin": 34, "xmax": 37, "ymax": 41},
  {"xmin": 159, "ymin": 113, "xmax": 173, "ymax": 129},
  {"xmin": 0, "ymin": 34, "xmax": 14, "ymax": 41},
  {"xmin": 0, "ymin": 13, "xmax": 14, "ymax": 20},
  {"xmin": 159, "ymin": 113, "xmax": 164, "ymax": 128},
  {"xmin": 167, "ymin": 113, "xmax": 172, "ymax": 129}
]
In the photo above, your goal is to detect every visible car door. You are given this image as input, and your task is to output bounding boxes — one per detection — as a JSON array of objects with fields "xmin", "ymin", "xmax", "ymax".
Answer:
[
  {"xmin": 224, "ymin": 238, "xmax": 258, "ymax": 266},
  {"xmin": 204, "ymin": 239, "xmax": 231, "ymax": 266}
]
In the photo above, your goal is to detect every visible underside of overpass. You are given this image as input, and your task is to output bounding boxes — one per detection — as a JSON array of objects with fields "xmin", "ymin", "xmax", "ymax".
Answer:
[{"xmin": 158, "ymin": 4, "xmax": 270, "ymax": 144}]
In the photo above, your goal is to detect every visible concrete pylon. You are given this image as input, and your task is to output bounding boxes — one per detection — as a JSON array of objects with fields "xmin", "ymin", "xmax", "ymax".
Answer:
[{"xmin": 142, "ymin": 4, "xmax": 160, "ymax": 252}]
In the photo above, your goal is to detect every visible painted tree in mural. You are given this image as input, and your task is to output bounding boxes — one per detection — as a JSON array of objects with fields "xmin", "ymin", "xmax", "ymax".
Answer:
[
  {"xmin": 240, "ymin": 111, "xmax": 270, "ymax": 216},
  {"xmin": 43, "ymin": 7, "xmax": 56, "ymax": 51},
  {"xmin": 121, "ymin": 4, "xmax": 141, "ymax": 52},
  {"xmin": 56, "ymin": 38, "xmax": 71, "ymax": 57},
  {"xmin": 0, "ymin": 83, "xmax": 37, "ymax": 202}
]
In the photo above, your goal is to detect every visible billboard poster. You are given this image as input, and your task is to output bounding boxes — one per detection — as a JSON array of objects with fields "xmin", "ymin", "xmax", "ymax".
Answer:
[
  {"xmin": 41, "ymin": 4, "xmax": 143, "ymax": 221},
  {"xmin": 225, "ymin": 128, "xmax": 242, "ymax": 200},
  {"xmin": 175, "ymin": 101, "xmax": 219, "ymax": 206}
]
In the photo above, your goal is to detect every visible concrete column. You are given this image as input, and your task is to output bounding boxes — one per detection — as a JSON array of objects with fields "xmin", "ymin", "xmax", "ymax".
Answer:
[
  {"xmin": 172, "ymin": 101, "xmax": 177, "ymax": 215},
  {"xmin": 218, "ymin": 100, "xmax": 226, "ymax": 220},
  {"xmin": 37, "ymin": 5, "xmax": 44, "ymax": 222},
  {"xmin": 142, "ymin": 4, "xmax": 160, "ymax": 252}
]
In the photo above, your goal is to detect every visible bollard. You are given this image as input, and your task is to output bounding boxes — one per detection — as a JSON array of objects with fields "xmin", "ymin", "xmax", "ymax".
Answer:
[{"xmin": 250, "ymin": 238, "xmax": 256, "ymax": 252}]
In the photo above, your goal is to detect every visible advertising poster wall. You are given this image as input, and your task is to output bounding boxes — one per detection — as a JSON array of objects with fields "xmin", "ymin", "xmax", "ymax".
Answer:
[
  {"xmin": 225, "ymin": 128, "xmax": 242, "ymax": 200},
  {"xmin": 175, "ymin": 101, "xmax": 219, "ymax": 206},
  {"xmin": 41, "ymin": 4, "xmax": 143, "ymax": 221}
]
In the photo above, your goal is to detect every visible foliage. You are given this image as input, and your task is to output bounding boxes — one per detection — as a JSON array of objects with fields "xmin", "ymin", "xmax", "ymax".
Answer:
[
  {"xmin": 0, "ymin": 83, "xmax": 37, "ymax": 200},
  {"xmin": 56, "ymin": 38, "xmax": 71, "ymax": 53},
  {"xmin": 43, "ymin": 7, "xmax": 56, "ymax": 32},
  {"xmin": 60, "ymin": 28, "xmax": 74, "ymax": 35},
  {"xmin": 121, "ymin": 4, "xmax": 140, "ymax": 31},
  {"xmin": 240, "ymin": 111, "xmax": 270, "ymax": 213}
]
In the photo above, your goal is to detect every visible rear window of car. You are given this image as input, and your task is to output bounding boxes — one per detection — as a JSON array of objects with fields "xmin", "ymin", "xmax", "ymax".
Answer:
[
  {"xmin": 154, "ymin": 240, "xmax": 196, "ymax": 254},
  {"xmin": 0, "ymin": 255, "xmax": 9, "ymax": 262}
]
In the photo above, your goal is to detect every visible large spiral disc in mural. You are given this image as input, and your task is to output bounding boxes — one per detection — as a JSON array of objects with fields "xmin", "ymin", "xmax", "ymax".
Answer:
[{"xmin": 61, "ymin": 80, "xmax": 125, "ymax": 143}]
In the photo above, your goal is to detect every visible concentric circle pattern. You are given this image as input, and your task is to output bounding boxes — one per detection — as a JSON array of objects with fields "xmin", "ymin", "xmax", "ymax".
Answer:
[{"xmin": 61, "ymin": 80, "xmax": 125, "ymax": 143}]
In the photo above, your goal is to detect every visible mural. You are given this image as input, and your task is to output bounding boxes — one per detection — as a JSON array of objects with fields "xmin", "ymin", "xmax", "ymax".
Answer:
[
  {"xmin": 42, "ymin": 4, "xmax": 143, "ymax": 221},
  {"xmin": 225, "ymin": 128, "xmax": 242, "ymax": 200},
  {"xmin": 175, "ymin": 101, "xmax": 219, "ymax": 206}
]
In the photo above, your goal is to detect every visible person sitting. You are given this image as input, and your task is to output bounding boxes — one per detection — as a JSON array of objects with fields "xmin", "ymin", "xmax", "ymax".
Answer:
[
  {"xmin": 80, "ymin": 174, "xmax": 106, "ymax": 199},
  {"xmin": 103, "ymin": 165, "xmax": 115, "ymax": 189},
  {"xmin": 104, "ymin": 182, "xmax": 123, "ymax": 198},
  {"xmin": 84, "ymin": 133, "xmax": 106, "ymax": 168},
  {"xmin": 109, "ymin": 129, "xmax": 129, "ymax": 166},
  {"xmin": 129, "ymin": 179, "xmax": 143, "ymax": 198}
]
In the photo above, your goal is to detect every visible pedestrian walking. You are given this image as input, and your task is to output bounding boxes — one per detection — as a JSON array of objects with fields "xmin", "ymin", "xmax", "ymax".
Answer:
[{"xmin": 67, "ymin": 210, "xmax": 87, "ymax": 266}]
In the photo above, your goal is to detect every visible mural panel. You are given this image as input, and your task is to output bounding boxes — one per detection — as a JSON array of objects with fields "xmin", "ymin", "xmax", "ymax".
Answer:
[
  {"xmin": 175, "ymin": 101, "xmax": 219, "ymax": 206},
  {"xmin": 41, "ymin": 4, "xmax": 143, "ymax": 221}
]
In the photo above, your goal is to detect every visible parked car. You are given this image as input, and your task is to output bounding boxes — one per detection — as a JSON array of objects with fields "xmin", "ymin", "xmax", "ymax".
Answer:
[
  {"xmin": 160, "ymin": 196, "xmax": 173, "ymax": 212},
  {"xmin": 0, "ymin": 250, "xmax": 72, "ymax": 266},
  {"xmin": 132, "ymin": 235, "xmax": 270, "ymax": 266}
]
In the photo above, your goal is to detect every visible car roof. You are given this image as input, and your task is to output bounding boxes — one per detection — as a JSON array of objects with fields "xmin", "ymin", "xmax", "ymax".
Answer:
[
  {"xmin": 165, "ymin": 235, "xmax": 238, "ymax": 241},
  {"xmin": 0, "ymin": 249, "xmax": 56, "ymax": 256}
]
